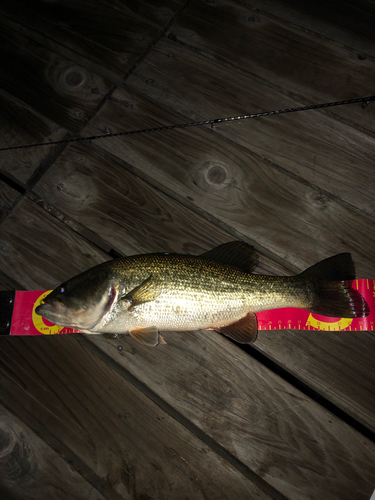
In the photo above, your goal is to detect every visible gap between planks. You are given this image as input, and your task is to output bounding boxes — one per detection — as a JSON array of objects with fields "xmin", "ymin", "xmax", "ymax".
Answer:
[{"xmin": 69, "ymin": 332, "xmax": 289, "ymax": 500}]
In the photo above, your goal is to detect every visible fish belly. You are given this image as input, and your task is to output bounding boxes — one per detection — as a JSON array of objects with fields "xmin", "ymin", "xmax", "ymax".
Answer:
[{"xmin": 96, "ymin": 288, "xmax": 250, "ymax": 334}]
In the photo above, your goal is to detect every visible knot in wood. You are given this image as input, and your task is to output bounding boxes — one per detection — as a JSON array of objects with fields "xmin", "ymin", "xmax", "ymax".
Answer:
[
  {"xmin": 206, "ymin": 165, "xmax": 227, "ymax": 185},
  {"xmin": 202, "ymin": 162, "xmax": 229, "ymax": 189},
  {"xmin": 56, "ymin": 65, "xmax": 88, "ymax": 94},
  {"xmin": 65, "ymin": 70, "xmax": 85, "ymax": 87}
]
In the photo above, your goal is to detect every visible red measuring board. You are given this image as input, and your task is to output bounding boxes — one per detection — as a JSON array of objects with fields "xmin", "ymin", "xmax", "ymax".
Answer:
[{"xmin": 8, "ymin": 280, "xmax": 375, "ymax": 335}]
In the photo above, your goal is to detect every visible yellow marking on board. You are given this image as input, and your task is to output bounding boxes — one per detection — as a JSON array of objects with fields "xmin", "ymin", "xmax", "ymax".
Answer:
[
  {"xmin": 32, "ymin": 291, "xmax": 63, "ymax": 335},
  {"xmin": 306, "ymin": 314, "xmax": 353, "ymax": 331}
]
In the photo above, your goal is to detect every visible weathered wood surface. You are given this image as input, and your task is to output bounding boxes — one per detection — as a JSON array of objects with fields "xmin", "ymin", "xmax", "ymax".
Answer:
[
  {"xmin": 241, "ymin": 0, "xmax": 375, "ymax": 59},
  {"xmin": 169, "ymin": 0, "xmax": 375, "ymax": 133},
  {"xmin": 30, "ymin": 142, "xmax": 375, "ymax": 431},
  {"xmin": 1, "ymin": 198, "xmax": 375, "ymax": 499},
  {"xmin": 32, "ymin": 141, "xmax": 284, "ymax": 274},
  {"xmin": 0, "ymin": 90, "xmax": 68, "ymax": 183},
  {"xmin": 0, "ymin": 335, "xmax": 275, "ymax": 500},
  {"xmin": 125, "ymin": 39, "xmax": 375, "ymax": 217},
  {"xmin": 85, "ymin": 331, "xmax": 375, "ymax": 500},
  {"xmin": 1, "ymin": 0, "xmax": 375, "ymax": 498},
  {"xmin": 0, "ymin": 23, "xmax": 112, "ymax": 134},
  {"xmin": 0, "ymin": 22, "xmax": 112, "ymax": 184},
  {"xmin": 0, "ymin": 198, "xmax": 108, "ymax": 291},
  {"xmin": 81, "ymin": 87, "xmax": 375, "ymax": 275},
  {"xmin": 0, "ymin": 0, "xmax": 187, "ymax": 84},
  {"xmin": 0, "ymin": 181, "xmax": 20, "ymax": 220},
  {"xmin": 255, "ymin": 329, "xmax": 375, "ymax": 432},
  {"xmin": 0, "ymin": 404, "xmax": 108, "ymax": 500}
]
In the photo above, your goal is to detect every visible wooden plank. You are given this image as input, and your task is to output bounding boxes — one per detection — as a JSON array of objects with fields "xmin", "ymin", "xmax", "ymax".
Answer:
[
  {"xmin": 0, "ymin": 23, "xmax": 112, "ymax": 134},
  {"xmin": 0, "ymin": 197, "xmax": 109, "ymax": 291},
  {"xmin": 124, "ymin": 38, "xmax": 375, "ymax": 217},
  {"xmin": 241, "ymin": 0, "xmax": 375, "ymax": 59},
  {"xmin": 32, "ymin": 141, "xmax": 285, "ymax": 274},
  {"xmin": 80, "ymin": 87, "xmax": 375, "ymax": 276},
  {"xmin": 85, "ymin": 332, "xmax": 375, "ymax": 500},
  {"xmin": 0, "ymin": 404, "xmax": 107, "ymax": 500},
  {"xmin": 0, "ymin": 180, "xmax": 20, "ymax": 220},
  {"xmin": 0, "ymin": 0, "xmax": 186, "ymax": 84},
  {"xmin": 0, "ymin": 91, "xmax": 69, "ymax": 183},
  {"xmin": 0, "ymin": 335, "xmax": 275, "ymax": 500},
  {"xmin": 1, "ymin": 198, "xmax": 375, "ymax": 499},
  {"xmin": 0, "ymin": 270, "xmax": 24, "ymax": 291},
  {"xmin": 169, "ymin": 0, "xmax": 375, "ymax": 133},
  {"xmin": 6, "ymin": 151, "xmax": 375, "ymax": 432},
  {"xmin": 255, "ymin": 328, "xmax": 375, "ymax": 432}
]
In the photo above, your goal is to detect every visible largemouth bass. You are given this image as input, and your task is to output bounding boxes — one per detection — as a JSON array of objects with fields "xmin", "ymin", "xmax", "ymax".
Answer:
[{"xmin": 36, "ymin": 241, "xmax": 369, "ymax": 346}]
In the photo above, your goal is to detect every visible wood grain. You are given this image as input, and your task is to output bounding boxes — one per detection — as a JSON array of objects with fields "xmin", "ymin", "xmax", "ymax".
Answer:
[
  {"xmin": 84, "ymin": 331, "xmax": 375, "ymax": 500},
  {"xmin": 0, "ymin": 335, "xmax": 275, "ymax": 500},
  {"xmin": 81, "ymin": 87, "xmax": 375, "ymax": 276},
  {"xmin": 0, "ymin": 404, "xmax": 107, "ymax": 500},
  {"xmin": 0, "ymin": 91, "xmax": 68, "ymax": 183},
  {"xmin": 0, "ymin": 24, "xmax": 112, "ymax": 134},
  {"xmin": 32, "ymin": 140, "xmax": 286, "ymax": 275},
  {"xmin": 0, "ymin": 197, "xmax": 109, "ymax": 290},
  {"xmin": 1, "ymin": 2, "xmax": 375, "ymax": 499},
  {"xmin": 1, "ymin": 197, "xmax": 375, "ymax": 499},
  {"xmin": 0, "ymin": 181, "xmax": 20, "ymax": 220},
  {"xmin": 4, "ymin": 162, "xmax": 375, "ymax": 437},
  {"xmin": 241, "ymin": 0, "xmax": 375, "ymax": 59},
  {"xmin": 0, "ymin": 0, "xmax": 186, "ymax": 84},
  {"xmin": 170, "ymin": 0, "xmax": 375, "ymax": 133},
  {"xmin": 255, "ymin": 328, "xmax": 375, "ymax": 432},
  {"xmin": 125, "ymin": 38, "xmax": 375, "ymax": 216},
  {"xmin": 32, "ymin": 142, "xmax": 235, "ymax": 257},
  {"xmin": 0, "ymin": 270, "xmax": 24, "ymax": 292}
]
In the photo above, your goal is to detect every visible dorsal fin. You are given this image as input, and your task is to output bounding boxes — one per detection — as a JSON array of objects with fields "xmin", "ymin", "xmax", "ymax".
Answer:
[{"xmin": 200, "ymin": 241, "xmax": 259, "ymax": 274}]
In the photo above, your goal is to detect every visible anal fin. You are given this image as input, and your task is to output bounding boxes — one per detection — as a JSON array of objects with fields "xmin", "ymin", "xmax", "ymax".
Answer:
[
  {"xmin": 211, "ymin": 312, "xmax": 258, "ymax": 344},
  {"xmin": 129, "ymin": 326, "xmax": 166, "ymax": 347}
]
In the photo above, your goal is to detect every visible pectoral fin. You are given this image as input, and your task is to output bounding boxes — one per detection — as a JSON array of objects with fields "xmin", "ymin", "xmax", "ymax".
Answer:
[
  {"xmin": 122, "ymin": 275, "xmax": 159, "ymax": 310},
  {"xmin": 129, "ymin": 327, "xmax": 166, "ymax": 347},
  {"xmin": 211, "ymin": 312, "xmax": 258, "ymax": 344}
]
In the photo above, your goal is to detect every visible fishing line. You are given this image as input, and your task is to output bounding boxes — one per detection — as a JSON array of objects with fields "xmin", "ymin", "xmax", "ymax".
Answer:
[{"xmin": 0, "ymin": 95, "xmax": 374, "ymax": 152}]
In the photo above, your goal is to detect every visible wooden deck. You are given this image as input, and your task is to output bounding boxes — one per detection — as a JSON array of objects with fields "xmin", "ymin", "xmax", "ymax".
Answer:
[{"xmin": 1, "ymin": 1, "xmax": 375, "ymax": 498}]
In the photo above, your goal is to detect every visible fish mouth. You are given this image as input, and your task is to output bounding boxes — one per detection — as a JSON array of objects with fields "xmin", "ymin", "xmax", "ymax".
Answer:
[
  {"xmin": 35, "ymin": 298, "xmax": 63, "ymax": 316},
  {"xmin": 35, "ymin": 301, "xmax": 77, "ymax": 328},
  {"xmin": 35, "ymin": 303, "xmax": 52, "ymax": 316}
]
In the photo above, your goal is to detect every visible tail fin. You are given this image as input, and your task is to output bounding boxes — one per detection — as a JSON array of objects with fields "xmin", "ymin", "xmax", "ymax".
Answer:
[
  {"xmin": 299, "ymin": 253, "xmax": 369, "ymax": 318},
  {"xmin": 299, "ymin": 253, "xmax": 356, "ymax": 281},
  {"xmin": 310, "ymin": 281, "xmax": 369, "ymax": 318}
]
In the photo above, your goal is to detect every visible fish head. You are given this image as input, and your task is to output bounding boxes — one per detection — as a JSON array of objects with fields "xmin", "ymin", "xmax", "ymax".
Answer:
[{"xmin": 35, "ymin": 265, "xmax": 118, "ymax": 330}]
